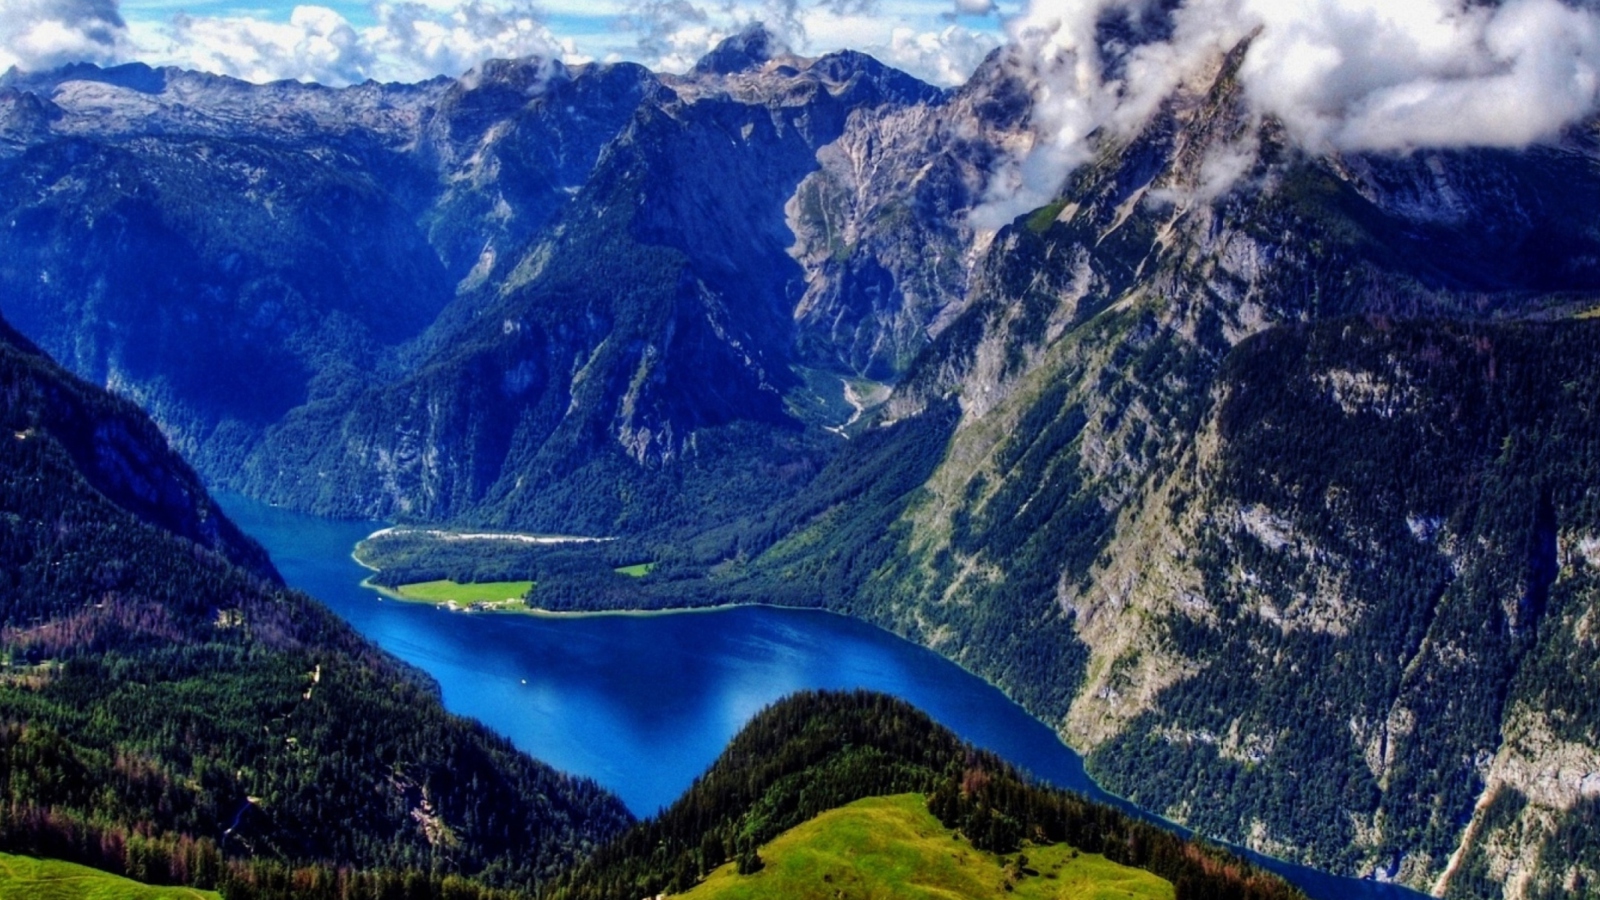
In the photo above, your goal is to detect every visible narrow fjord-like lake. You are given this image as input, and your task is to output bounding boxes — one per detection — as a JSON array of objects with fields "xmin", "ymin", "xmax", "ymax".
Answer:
[{"xmin": 220, "ymin": 495, "xmax": 1422, "ymax": 900}]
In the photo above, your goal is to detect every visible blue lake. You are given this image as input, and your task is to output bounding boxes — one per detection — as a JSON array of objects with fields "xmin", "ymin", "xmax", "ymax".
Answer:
[{"xmin": 219, "ymin": 494, "xmax": 1423, "ymax": 900}]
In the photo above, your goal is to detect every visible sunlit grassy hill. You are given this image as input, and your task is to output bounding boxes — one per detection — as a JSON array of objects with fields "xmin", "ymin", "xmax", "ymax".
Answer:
[
  {"xmin": 0, "ymin": 853, "xmax": 220, "ymax": 900},
  {"xmin": 677, "ymin": 794, "xmax": 1173, "ymax": 900}
]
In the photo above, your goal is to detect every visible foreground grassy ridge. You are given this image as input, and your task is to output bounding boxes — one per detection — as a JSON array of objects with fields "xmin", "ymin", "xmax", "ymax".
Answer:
[
  {"xmin": 677, "ymin": 794, "xmax": 1173, "ymax": 900},
  {"xmin": 547, "ymin": 691, "xmax": 1302, "ymax": 900},
  {"xmin": 0, "ymin": 853, "xmax": 219, "ymax": 900},
  {"xmin": 393, "ymin": 579, "xmax": 535, "ymax": 608}
]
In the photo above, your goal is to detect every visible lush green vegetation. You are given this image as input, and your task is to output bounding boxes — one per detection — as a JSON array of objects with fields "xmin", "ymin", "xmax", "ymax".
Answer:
[
  {"xmin": 612, "ymin": 564, "xmax": 655, "ymax": 578},
  {"xmin": 329, "ymin": 136, "xmax": 1600, "ymax": 898},
  {"xmin": 1025, "ymin": 201, "xmax": 1069, "ymax": 235},
  {"xmin": 0, "ymin": 309, "xmax": 1307, "ymax": 900},
  {"xmin": 1088, "ymin": 319, "xmax": 1600, "ymax": 880},
  {"xmin": 677, "ymin": 794, "xmax": 1173, "ymax": 900},
  {"xmin": 0, "ymin": 852, "xmax": 219, "ymax": 900},
  {"xmin": 345, "ymin": 401, "xmax": 963, "ymax": 621},
  {"xmin": 357, "ymin": 530, "xmax": 644, "ymax": 591},
  {"xmin": 0, "ymin": 318, "xmax": 632, "ymax": 899},
  {"xmin": 392, "ymin": 580, "xmax": 536, "ymax": 608},
  {"xmin": 546, "ymin": 691, "xmax": 1304, "ymax": 900}
]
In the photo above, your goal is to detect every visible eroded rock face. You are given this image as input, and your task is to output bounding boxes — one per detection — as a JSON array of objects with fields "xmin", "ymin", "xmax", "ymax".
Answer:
[
  {"xmin": 747, "ymin": 37, "xmax": 1600, "ymax": 898},
  {"xmin": 785, "ymin": 51, "xmax": 1030, "ymax": 379},
  {"xmin": 0, "ymin": 30, "xmax": 996, "ymax": 529}
]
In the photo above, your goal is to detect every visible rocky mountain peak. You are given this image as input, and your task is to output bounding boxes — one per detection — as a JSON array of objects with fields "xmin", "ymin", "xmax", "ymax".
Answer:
[
  {"xmin": 691, "ymin": 23, "xmax": 789, "ymax": 76},
  {"xmin": 0, "ymin": 86, "xmax": 62, "ymax": 151},
  {"xmin": 0, "ymin": 60, "xmax": 170, "ymax": 95},
  {"xmin": 456, "ymin": 55, "xmax": 570, "ymax": 96}
]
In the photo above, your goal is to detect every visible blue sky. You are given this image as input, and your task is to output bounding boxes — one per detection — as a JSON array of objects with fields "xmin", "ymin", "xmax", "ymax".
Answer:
[{"xmin": 2, "ymin": 0, "xmax": 1027, "ymax": 87}]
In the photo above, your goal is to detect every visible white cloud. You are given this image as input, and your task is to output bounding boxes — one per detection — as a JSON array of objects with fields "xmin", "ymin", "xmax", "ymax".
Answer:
[
  {"xmin": 878, "ymin": 23, "xmax": 999, "ymax": 86},
  {"xmin": 147, "ymin": 0, "xmax": 564, "ymax": 83},
  {"xmin": 5, "ymin": 0, "xmax": 1003, "ymax": 89},
  {"xmin": 158, "ymin": 6, "xmax": 372, "ymax": 83},
  {"xmin": 952, "ymin": 0, "xmax": 995, "ymax": 16},
  {"xmin": 614, "ymin": 0, "xmax": 721, "ymax": 71},
  {"xmin": 1236, "ymin": 0, "xmax": 1600, "ymax": 151},
  {"xmin": 602, "ymin": 0, "xmax": 997, "ymax": 84},
  {"xmin": 974, "ymin": 0, "xmax": 1600, "ymax": 227},
  {"xmin": 367, "ymin": 0, "xmax": 565, "ymax": 81},
  {"xmin": 1, "ymin": 0, "xmax": 130, "ymax": 71}
]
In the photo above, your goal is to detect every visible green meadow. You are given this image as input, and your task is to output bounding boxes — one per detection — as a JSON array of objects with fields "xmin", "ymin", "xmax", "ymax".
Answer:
[
  {"xmin": 0, "ymin": 853, "xmax": 219, "ymax": 900},
  {"xmin": 614, "ymin": 563, "xmax": 656, "ymax": 577},
  {"xmin": 676, "ymin": 794, "xmax": 1174, "ymax": 900},
  {"xmin": 392, "ymin": 579, "xmax": 535, "ymax": 609}
]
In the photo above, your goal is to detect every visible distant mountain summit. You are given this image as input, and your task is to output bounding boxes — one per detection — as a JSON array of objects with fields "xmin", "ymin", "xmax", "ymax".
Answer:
[
  {"xmin": 691, "ymin": 23, "xmax": 788, "ymax": 75},
  {"xmin": 0, "ymin": 33, "xmax": 965, "ymax": 530},
  {"xmin": 1, "ymin": 60, "xmax": 172, "ymax": 94}
]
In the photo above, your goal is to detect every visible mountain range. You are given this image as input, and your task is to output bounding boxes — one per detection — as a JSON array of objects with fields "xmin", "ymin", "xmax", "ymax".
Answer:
[{"xmin": 3, "ymin": 21, "xmax": 1600, "ymax": 899}]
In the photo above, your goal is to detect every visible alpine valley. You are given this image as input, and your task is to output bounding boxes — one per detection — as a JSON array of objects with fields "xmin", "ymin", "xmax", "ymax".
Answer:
[{"xmin": 2, "ymin": 14, "xmax": 1599, "ymax": 900}]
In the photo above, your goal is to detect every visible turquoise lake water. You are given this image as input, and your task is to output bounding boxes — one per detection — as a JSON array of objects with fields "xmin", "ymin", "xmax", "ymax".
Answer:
[{"xmin": 219, "ymin": 494, "xmax": 1423, "ymax": 900}]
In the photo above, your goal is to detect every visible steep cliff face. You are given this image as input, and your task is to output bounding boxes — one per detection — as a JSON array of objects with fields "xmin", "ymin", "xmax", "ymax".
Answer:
[
  {"xmin": 785, "ymin": 50, "xmax": 1032, "ymax": 379},
  {"xmin": 418, "ymin": 58, "xmax": 661, "ymax": 284},
  {"xmin": 0, "ymin": 33, "xmax": 978, "ymax": 531},
  {"xmin": 741, "ymin": 41, "xmax": 1600, "ymax": 898},
  {"xmin": 0, "ymin": 317, "xmax": 274, "ymax": 580},
  {"xmin": 1082, "ymin": 321, "xmax": 1600, "ymax": 894},
  {"xmin": 0, "ymin": 79, "xmax": 456, "ymax": 477},
  {"xmin": 231, "ymin": 35, "xmax": 959, "ymax": 530}
]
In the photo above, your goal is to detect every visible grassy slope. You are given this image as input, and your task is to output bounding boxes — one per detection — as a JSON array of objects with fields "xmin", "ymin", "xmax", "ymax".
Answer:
[
  {"xmin": 677, "ymin": 795, "xmax": 1173, "ymax": 900},
  {"xmin": 0, "ymin": 853, "xmax": 219, "ymax": 900}
]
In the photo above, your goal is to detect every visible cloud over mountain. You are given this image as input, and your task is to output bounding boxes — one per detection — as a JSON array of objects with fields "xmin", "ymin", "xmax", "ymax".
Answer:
[
  {"xmin": 977, "ymin": 0, "xmax": 1600, "ymax": 228},
  {"xmin": 4, "ymin": 0, "xmax": 998, "ymax": 87}
]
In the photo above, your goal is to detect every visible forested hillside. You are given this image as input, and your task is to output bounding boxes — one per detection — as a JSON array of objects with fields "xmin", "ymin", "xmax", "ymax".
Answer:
[
  {"xmin": 0, "ymin": 316, "xmax": 631, "ymax": 897},
  {"xmin": 546, "ymin": 691, "xmax": 1305, "ymax": 900},
  {"xmin": 723, "ymin": 50, "xmax": 1600, "ymax": 899}
]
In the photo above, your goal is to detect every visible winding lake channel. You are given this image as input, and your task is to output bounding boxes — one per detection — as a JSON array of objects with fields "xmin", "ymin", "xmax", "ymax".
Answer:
[{"xmin": 219, "ymin": 494, "xmax": 1423, "ymax": 900}]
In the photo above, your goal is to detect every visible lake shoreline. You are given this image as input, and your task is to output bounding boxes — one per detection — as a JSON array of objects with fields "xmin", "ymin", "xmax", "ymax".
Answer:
[
  {"xmin": 341, "ymin": 576, "xmax": 1409, "ymax": 897},
  {"xmin": 358, "ymin": 573, "xmax": 832, "ymax": 621},
  {"xmin": 223, "ymin": 494, "xmax": 1420, "ymax": 900}
]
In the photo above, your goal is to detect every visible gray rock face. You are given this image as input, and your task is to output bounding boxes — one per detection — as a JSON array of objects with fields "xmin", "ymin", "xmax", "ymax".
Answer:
[
  {"xmin": 811, "ymin": 38, "xmax": 1600, "ymax": 900},
  {"xmin": 0, "ymin": 62, "xmax": 448, "ymax": 149},
  {"xmin": 232, "ymin": 35, "xmax": 968, "ymax": 528},
  {"xmin": 0, "ymin": 28, "xmax": 986, "ymax": 529},
  {"xmin": 786, "ymin": 49, "xmax": 1032, "ymax": 379},
  {"xmin": 690, "ymin": 22, "xmax": 786, "ymax": 76}
]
